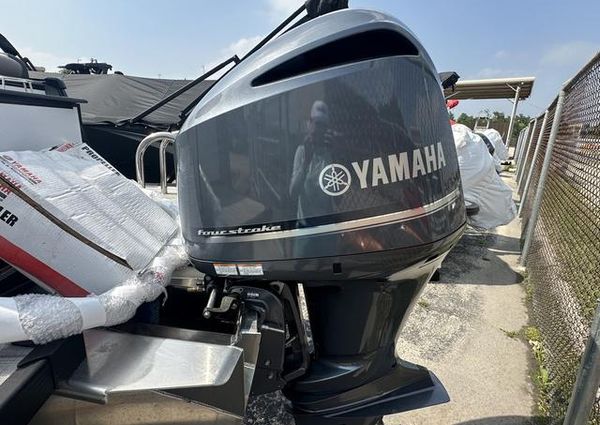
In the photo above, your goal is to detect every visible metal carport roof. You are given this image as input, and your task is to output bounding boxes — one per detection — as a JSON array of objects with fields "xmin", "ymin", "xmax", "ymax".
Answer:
[{"xmin": 444, "ymin": 77, "xmax": 535, "ymax": 100}]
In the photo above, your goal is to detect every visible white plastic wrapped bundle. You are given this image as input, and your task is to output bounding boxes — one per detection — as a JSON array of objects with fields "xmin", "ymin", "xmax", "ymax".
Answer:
[
  {"xmin": 475, "ymin": 130, "xmax": 503, "ymax": 172},
  {"xmin": 0, "ymin": 243, "xmax": 188, "ymax": 344},
  {"xmin": 482, "ymin": 128, "xmax": 509, "ymax": 161},
  {"xmin": 491, "ymin": 150, "xmax": 503, "ymax": 173},
  {"xmin": 453, "ymin": 124, "xmax": 516, "ymax": 229}
]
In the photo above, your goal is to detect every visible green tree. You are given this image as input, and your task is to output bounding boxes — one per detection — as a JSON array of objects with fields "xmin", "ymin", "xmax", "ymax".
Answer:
[
  {"xmin": 514, "ymin": 114, "xmax": 530, "ymax": 135},
  {"xmin": 457, "ymin": 113, "xmax": 475, "ymax": 129},
  {"xmin": 492, "ymin": 111, "xmax": 507, "ymax": 122},
  {"xmin": 454, "ymin": 111, "xmax": 531, "ymax": 145}
]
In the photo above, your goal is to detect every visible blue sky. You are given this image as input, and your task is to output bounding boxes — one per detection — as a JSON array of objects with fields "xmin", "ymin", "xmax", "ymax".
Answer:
[{"xmin": 3, "ymin": 0, "xmax": 599, "ymax": 117}]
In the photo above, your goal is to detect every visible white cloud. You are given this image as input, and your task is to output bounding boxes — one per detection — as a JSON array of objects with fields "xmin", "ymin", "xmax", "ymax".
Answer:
[
  {"xmin": 200, "ymin": 0, "xmax": 301, "ymax": 75},
  {"xmin": 227, "ymin": 36, "xmax": 264, "ymax": 59},
  {"xmin": 18, "ymin": 47, "xmax": 75, "ymax": 72},
  {"xmin": 474, "ymin": 67, "xmax": 520, "ymax": 79},
  {"xmin": 202, "ymin": 35, "xmax": 263, "ymax": 78},
  {"xmin": 541, "ymin": 41, "xmax": 598, "ymax": 67},
  {"xmin": 266, "ymin": 0, "xmax": 302, "ymax": 20},
  {"xmin": 494, "ymin": 50, "xmax": 508, "ymax": 59}
]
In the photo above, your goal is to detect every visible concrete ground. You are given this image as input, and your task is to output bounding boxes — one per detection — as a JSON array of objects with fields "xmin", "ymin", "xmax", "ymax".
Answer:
[
  {"xmin": 387, "ymin": 174, "xmax": 536, "ymax": 425},
  {"xmin": 245, "ymin": 174, "xmax": 537, "ymax": 425}
]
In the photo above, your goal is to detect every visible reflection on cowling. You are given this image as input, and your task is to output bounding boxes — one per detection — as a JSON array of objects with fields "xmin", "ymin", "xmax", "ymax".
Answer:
[{"xmin": 290, "ymin": 100, "xmax": 337, "ymax": 224}]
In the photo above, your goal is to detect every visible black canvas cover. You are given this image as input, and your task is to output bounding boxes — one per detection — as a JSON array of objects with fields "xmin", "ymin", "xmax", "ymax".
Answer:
[{"xmin": 30, "ymin": 72, "xmax": 214, "ymax": 127}]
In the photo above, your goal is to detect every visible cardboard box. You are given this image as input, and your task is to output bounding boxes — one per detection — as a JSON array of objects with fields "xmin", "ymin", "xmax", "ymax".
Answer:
[{"xmin": 0, "ymin": 143, "xmax": 178, "ymax": 295}]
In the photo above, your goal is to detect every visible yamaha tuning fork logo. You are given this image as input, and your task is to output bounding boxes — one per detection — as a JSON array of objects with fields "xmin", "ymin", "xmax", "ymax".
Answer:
[
  {"xmin": 319, "ymin": 164, "xmax": 352, "ymax": 196},
  {"xmin": 318, "ymin": 143, "xmax": 447, "ymax": 197}
]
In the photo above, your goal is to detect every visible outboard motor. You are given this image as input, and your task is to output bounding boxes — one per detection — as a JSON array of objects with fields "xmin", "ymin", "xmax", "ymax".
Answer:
[{"xmin": 177, "ymin": 9, "xmax": 466, "ymax": 425}]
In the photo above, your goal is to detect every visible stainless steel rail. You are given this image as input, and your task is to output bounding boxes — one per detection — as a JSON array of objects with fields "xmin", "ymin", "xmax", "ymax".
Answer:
[
  {"xmin": 0, "ymin": 76, "xmax": 34, "ymax": 92},
  {"xmin": 134, "ymin": 131, "xmax": 178, "ymax": 194}
]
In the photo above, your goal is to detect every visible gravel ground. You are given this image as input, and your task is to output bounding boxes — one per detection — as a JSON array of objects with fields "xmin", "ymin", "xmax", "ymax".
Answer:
[{"xmin": 244, "ymin": 392, "xmax": 294, "ymax": 425}]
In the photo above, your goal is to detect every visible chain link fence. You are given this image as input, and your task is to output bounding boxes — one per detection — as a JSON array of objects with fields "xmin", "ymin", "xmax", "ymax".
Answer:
[{"xmin": 517, "ymin": 52, "xmax": 600, "ymax": 424}]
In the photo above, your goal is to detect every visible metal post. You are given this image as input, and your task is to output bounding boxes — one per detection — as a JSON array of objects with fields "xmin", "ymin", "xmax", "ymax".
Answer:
[
  {"xmin": 517, "ymin": 118, "xmax": 537, "ymax": 185},
  {"xmin": 515, "ymin": 124, "xmax": 529, "ymax": 164},
  {"xmin": 513, "ymin": 130, "xmax": 523, "ymax": 159},
  {"xmin": 519, "ymin": 121, "xmax": 535, "ymax": 167},
  {"xmin": 517, "ymin": 128, "xmax": 525, "ymax": 147},
  {"xmin": 515, "ymin": 121, "xmax": 532, "ymax": 171},
  {"xmin": 518, "ymin": 118, "xmax": 539, "ymax": 187},
  {"xmin": 513, "ymin": 124, "xmax": 530, "ymax": 161},
  {"xmin": 518, "ymin": 110, "xmax": 549, "ymax": 216},
  {"xmin": 159, "ymin": 139, "xmax": 175, "ymax": 194},
  {"xmin": 563, "ymin": 301, "xmax": 600, "ymax": 425},
  {"xmin": 520, "ymin": 89, "xmax": 565, "ymax": 264},
  {"xmin": 505, "ymin": 84, "xmax": 522, "ymax": 147},
  {"xmin": 519, "ymin": 121, "xmax": 535, "ymax": 169}
]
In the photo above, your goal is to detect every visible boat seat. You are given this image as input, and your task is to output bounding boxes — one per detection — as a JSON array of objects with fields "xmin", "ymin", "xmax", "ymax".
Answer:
[{"xmin": 0, "ymin": 53, "xmax": 28, "ymax": 79}]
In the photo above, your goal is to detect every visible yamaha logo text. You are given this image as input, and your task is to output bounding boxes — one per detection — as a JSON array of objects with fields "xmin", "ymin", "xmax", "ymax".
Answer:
[{"xmin": 319, "ymin": 143, "xmax": 446, "ymax": 196}]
